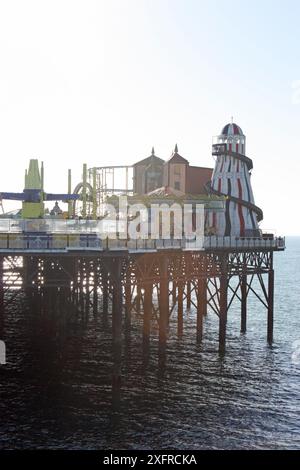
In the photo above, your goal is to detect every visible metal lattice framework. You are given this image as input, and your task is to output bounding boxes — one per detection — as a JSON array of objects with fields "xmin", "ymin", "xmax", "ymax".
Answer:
[
  {"xmin": 0, "ymin": 247, "xmax": 276, "ymax": 355},
  {"xmin": 88, "ymin": 165, "xmax": 133, "ymax": 215}
]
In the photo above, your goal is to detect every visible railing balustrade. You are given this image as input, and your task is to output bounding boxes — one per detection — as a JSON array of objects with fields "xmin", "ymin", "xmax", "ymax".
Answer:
[{"xmin": 0, "ymin": 232, "xmax": 286, "ymax": 252}]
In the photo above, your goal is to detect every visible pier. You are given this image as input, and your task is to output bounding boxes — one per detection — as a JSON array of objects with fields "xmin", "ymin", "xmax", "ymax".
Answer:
[
  {"xmin": 0, "ymin": 122, "xmax": 286, "ymax": 375},
  {"xmin": 0, "ymin": 230, "xmax": 285, "ymax": 358}
]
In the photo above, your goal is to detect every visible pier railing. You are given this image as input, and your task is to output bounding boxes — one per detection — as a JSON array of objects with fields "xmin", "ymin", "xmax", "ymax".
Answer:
[
  {"xmin": 0, "ymin": 219, "xmax": 99, "ymax": 233},
  {"xmin": 0, "ymin": 232, "xmax": 285, "ymax": 252}
]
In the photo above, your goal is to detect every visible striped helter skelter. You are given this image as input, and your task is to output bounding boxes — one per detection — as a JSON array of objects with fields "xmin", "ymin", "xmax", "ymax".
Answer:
[{"xmin": 206, "ymin": 123, "xmax": 263, "ymax": 237}]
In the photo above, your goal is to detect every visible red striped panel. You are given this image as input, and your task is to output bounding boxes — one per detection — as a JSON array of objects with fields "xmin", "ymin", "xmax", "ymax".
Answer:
[
  {"xmin": 220, "ymin": 158, "xmax": 224, "ymax": 172},
  {"xmin": 237, "ymin": 179, "xmax": 245, "ymax": 236},
  {"xmin": 218, "ymin": 178, "xmax": 221, "ymax": 192},
  {"xmin": 213, "ymin": 212, "xmax": 216, "ymax": 229}
]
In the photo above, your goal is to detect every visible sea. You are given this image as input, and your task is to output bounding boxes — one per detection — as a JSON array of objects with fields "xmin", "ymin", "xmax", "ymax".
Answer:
[{"xmin": 0, "ymin": 236, "xmax": 299, "ymax": 450}]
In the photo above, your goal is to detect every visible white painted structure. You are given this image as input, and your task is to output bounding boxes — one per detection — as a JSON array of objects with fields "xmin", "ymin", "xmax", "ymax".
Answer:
[{"xmin": 207, "ymin": 123, "xmax": 262, "ymax": 237}]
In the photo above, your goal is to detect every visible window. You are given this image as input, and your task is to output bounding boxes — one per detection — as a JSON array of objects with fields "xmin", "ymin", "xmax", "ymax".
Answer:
[
  {"xmin": 174, "ymin": 165, "xmax": 181, "ymax": 176},
  {"xmin": 174, "ymin": 181, "xmax": 180, "ymax": 190}
]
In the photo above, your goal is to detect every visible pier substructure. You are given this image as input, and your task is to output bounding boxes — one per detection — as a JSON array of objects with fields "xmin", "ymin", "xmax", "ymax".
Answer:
[{"xmin": 0, "ymin": 247, "xmax": 278, "ymax": 355}]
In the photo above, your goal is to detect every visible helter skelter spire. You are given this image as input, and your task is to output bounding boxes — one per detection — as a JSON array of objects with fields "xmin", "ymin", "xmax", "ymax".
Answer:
[{"xmin": 206, "ymin": 122, "xmax": 263, "ymax": 237}]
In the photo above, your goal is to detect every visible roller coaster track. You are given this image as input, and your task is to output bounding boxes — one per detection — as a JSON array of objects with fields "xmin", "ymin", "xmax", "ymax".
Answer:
[{"xmin": 209, "ymin": 146, "xmax": 263, "ymax": 223}]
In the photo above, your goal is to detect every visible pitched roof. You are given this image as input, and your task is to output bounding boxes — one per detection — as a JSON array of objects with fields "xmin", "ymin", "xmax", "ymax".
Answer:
[
  {"xmin": 133, "ymin": 148, "xmax": 164, "ymax": 166},
  {"xmin": 166, "ymin": 144, "xmax": 189, "ymax": 165}
]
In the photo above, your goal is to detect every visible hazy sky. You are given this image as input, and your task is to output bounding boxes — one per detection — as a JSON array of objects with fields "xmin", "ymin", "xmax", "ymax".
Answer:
[{"xmin": 0, "ymin": 0, "xmax": 299, "ymax": 234}]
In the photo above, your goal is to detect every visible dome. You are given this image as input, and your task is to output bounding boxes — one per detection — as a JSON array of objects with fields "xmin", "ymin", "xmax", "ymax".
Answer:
[{"xmin": 221, "ymin": 122, "xmax": 244, "ymax": 136}]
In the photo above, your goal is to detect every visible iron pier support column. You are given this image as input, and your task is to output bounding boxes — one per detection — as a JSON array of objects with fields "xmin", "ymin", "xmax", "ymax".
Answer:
[
  {"xmin": 79, "ymin": 259, "xmax": 85, "ymax": 313},
  {"xmin": 136, "ymin": 284, "xmax": 141, "ymax": 314},
  {"xmin": 125, "ymin": 270, "xmax": 132, "ymax": 327},
  {"xmin": 112, "ymin": 258, "xmax": 123, "ymax": 346},
  {"xmin": 177, "ymin": 281, "xmax": 183, "ymax": 337},
  {"xmin": 143, "ymin": 281, "xmax": 152, "ymax": 343},
  {"xmin": 159, "ymin": 256, "xmax": 169, "ymax": 343},
  {"xmin": 196, "ymin": 278, "xmax": 206, "ymax": 343},
  {"xmin": 111, "ymin": 257, "xmax": 123, "ymax": 394},
  {"xmin": 102, "ymin": 265, "xmax": 109, "ymax": 315},
  {"xmin": 241, "ymin": 270, "xmax": 247, "ymax": 333},
  {"xmin": 71, "ymin": 257, "xmax": 77, "ymax": 305},
  {"xmin": 27, "ymin": 256, "xmax": 39, "ymax": 314},
  {"xmin": 74, "ymin": 258, "xmax": 80, "ymax": 308},
  {"xmin": 93, "ymin": 261, "xmax": 99, "ymax": 315},
  {"xmin": 219, "ymin": 256, "xmax": 228, "ymax": 354},
  {"xmin": 172, "ymin": 281, "xmax": 177, "ymax": 304},
  {"xmin": 186, "ymin": 281, "xmax": 191, "ymax": 310},
  {"xmin": 85, "ymin": 260, "xmax": 90, "ymax": 318},
  {"xmin": 267, "ymin": 266, "xmax": 274, "ymax": 344}
]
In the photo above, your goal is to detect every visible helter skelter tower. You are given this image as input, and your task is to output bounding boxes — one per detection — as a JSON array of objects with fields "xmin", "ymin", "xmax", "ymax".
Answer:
[{"xmin": 207, "ymin": 122, "xmax": 263, "ymax": 237}]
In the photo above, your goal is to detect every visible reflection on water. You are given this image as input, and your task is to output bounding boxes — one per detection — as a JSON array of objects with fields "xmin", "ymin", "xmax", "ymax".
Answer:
[{"xmin": 0, "ymin": 238, "xmax": 300, "ymax": 450}]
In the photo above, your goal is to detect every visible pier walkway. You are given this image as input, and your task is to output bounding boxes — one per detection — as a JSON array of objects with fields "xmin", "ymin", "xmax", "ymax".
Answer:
[{"xmin": 0, "ymin": 230, "xmax": 285, "ymax": 255}]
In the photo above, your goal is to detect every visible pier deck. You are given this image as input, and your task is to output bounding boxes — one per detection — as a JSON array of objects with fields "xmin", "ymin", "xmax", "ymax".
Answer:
[{"xmin": 0, "ymin": 232, "xmax": 285, "ymax": 254}]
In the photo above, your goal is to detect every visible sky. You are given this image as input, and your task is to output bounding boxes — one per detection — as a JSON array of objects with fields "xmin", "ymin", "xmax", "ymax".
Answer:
[{"xmin": 0, "ymin": 0, "xmax": 299, "ymax": 234}]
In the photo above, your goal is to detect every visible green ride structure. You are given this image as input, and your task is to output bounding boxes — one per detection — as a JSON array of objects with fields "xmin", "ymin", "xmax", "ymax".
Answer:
[{"xmin": 0, "ymin": 160, "xmax": 98, "ymax": 219}]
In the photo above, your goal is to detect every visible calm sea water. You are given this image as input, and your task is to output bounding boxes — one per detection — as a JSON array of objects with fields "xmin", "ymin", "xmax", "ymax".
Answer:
[{"xmin": 0, "ymin": 237, "xmax": 299, "ymax": 450}]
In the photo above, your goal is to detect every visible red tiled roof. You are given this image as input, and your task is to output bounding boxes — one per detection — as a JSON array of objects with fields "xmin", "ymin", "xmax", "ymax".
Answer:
[
  {"xmin": 166, "ymin": 153, "xmax": 189, "ymax": 165},
  {"xmin": 147, "ymin": 186, "xmax": 185, "ymax": 197}
]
